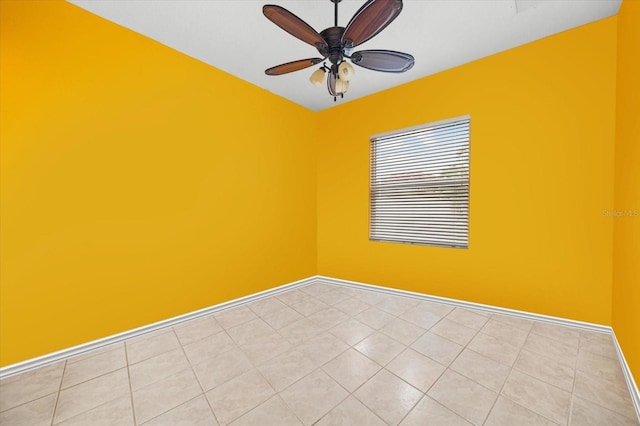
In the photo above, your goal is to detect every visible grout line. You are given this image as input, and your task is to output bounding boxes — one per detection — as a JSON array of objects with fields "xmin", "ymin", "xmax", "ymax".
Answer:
[
  {"xmin": 123, "ymin": 344, "xmax": 138, "ymax": 426},
  {"xmin": 566, "ymin": 334, "xmax": 582, "ymax": 426},
  {"xmin": 49, "ymin": 360, "xmax": 67, "ymax": 426}
]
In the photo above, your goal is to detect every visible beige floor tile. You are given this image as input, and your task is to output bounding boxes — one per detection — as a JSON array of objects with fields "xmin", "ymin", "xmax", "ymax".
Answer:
[
  {"xmin": 126, "ymin": 330, "xmax": 181, "ymax": 365},
  {"xmin": 317, "ymin": 290, "xmax": 349, "ymax": 306},
  {"xmin": 280, "ymin": 369, "xmax": 348, "ymax": 425},
  {"xmin": 328, "ymin": 318, "xmax": 375, "ymax": 346},
  {"xmin": 307, "ymin": 307, "xmax": 350, "ymax": 330},
  {"xmin": 182, "ymin": 331, "xmax": 236, "ymax": 366},
  {"xmin": 531, "ymin": 322, "xmax": 580, "ymax": 347},
  {"xmin": 484, "ymin": 396, "xmax": 558, "ymax": 426},
  {"xmin": 446, "ymin": 308, "xmax": 489, "ymax": 330},
  {"xmin": 300, "ymin": 283, "xmax": 335, "ymax": 296},
  {"xmin": 411, "ymin": 332, "xmax": 463, "ymax": 366},
  {"xmin": 0, "ymin": 393, "xmax": 56, "ymax": 426},
  {"xmin": 55, "ymin": 395, "xmax": 133, "ymax": 426},
  {"xmin": 501, "ymin": 369, "xmax": 571, "ymax": 425},
  {"xmin": 523, "ymin": 333, "xmax": 578, "ymax": 367},
  {"xmin": 429, "ymin": 318, "xmax": 478, "ymax": 346},
  {"xmin": 131, "ymin": 368, "xmax": 202, "ymax": 424},
  {"xmin": 247, "ymin": 296, "xmax": 286, "ymax": 317},
  {"xmin": 375, "ymin": 295, "xmax": 420, "ymax": 317},
  {"xmin": 238, "ymin": 331, "xmax": 292, "ymax": 366},
  {"xmin": 278, "ymin": 318, "xmax": 325, "ymax": 346},
  {"xmin": 481, "ymin": 318, "xmax": 529, "ymax": 348},
  {"xmin": 400, "ymin": 396, "xmax": 473, "ymax": 426},
  {"xmin": 298, "ymin": 332, "xmax": 348, "ymax": 367},
  {"xmin": 514, "ymin": 349, "xmax": 574, "ymax": 392},
  {"xmin": 570, "ymin": 395, "xmax": 640, "ymax": 426},
  {"xmin": 205, "ymin": 369, "xmax": 274, "ymax": 425},
  {"xmin": 289, "ymin": 297, "xmax": 328, "ymax": 316},
  {"xmin": 173, "ymin": 315, "xmax": 222, "ymax": 346},
  {"xmin": 490, "ymin": 314, "xmax": 534, "ymax": 332},
  {"xmin": 214, "ymin": 306, "xmax": 258, "ymax": 330},
  {"xmin": 399, "ymin": 302, "xmax": 452, "ymax": 329},
  {"xmin": 62, "ymin": 346, "xmax": 127, "ymax": 389},
  {"xmin": 467, "ymin": 332, "xmax": 521, "ymax": 366},
  {"xmin": 67, "ymin": 343, "xmax": 125, "ymax": 364},
  {"xmin": 379, "ymin": 317, "xmax": 426, "ymax": 346},
  {"xmin": 261, "ymin": 306, "xmax": 304, "ymax": 330},
  {"xmin": 386, "ymin": 348, "xmax": 446, "ymax": 393},
  {"xmin": 129, "ymin": 348, "xmax": 191, "ymax": 391},
  {"xmin": 192, "ymin": 347, "xmax": 252, "ymax": 391},
  {"xmin": 226, "ymin": 318, "xmax": 275, "ymax": 347},
  {"xmin": 427, "ymin": 369, "xmax": 497, "ymax": 425},
  {"xmin": 579, "ymin": 331, "xmax": 618, "ymax": 359},
  {"xmin": 229, "ymin": 395, "xmax": 302, "ymax": 426},
  {"xmin": 354, "ymin": 369, "xmax": 422, "ymax": 425},
  {"xmin": 354, "ymin": 331, "xmax": 406, "ymax": 366},
  {"xmin": 333, "ymin": 297, "xmax": 371, "ymax": 316},
  {"xmin": 354, "ymin": 290, "xmax": 390, "ymax": 305},
  {"xmin": 573, "ymin": 369, "xmax": 638, "ymax": 421},
  {"xmin": 0, "ymin": 361, "xmax": 65, "ymax": 411},
  {"xmin": 53, "ymin": 368, "xmax": 130, "ymax": 424},
  {"xmin": 322, "ymin": 348, "xmax": 382, "ymax": 392},
  {"xmin": 450, "ymin": 348, "xmax": 510, "ymax": 392},
  {"xmin": 143, "ymin": 395, "xmax": 218, "ymax": 426},
  {"xmin": 354, "ymin": 307, "xmax": 395, "ymax": 330},
  {"xmin": 317, "ymin": 396, "xmax": 386, "ymax": 426},
  {"xmin": 417, "ymin": 301, "xmax": 456, "ymax": 317},
  {"xmin": 277, "ymin": 289, "xmax": 313, "ymax": 306},
  {"xmin": 333, "ymin": 286, "xmax": 363, "ymax": 298},
  {"xmin": 577, "ymin": 348, "xmax": 626, "ymax": 381},
  {"xmin": 257, "ymin": 349, "xmax": 315, "ymax": 392}
]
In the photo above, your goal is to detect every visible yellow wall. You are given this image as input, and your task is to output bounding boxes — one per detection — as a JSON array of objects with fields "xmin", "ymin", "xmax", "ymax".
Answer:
[
  {"xmin": 613, "ymin": 0, "xmax": 640, "ymax": 382},
  {"xmin": 0, "ymin": 0, "xmax": 317, "ymax": 366},
  {"xmin": 317, "ymin": 17, "xmax": 617, "ymax": 325},
  {"xmin": 1, "ymin": 0, "xmax": 634, "ymax": 373}
]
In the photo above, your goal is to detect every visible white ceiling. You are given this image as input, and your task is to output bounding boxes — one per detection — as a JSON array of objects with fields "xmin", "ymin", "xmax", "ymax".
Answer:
[{"xmin": 68, "ymin": 0, "xmax": 620, "ymax": 111}]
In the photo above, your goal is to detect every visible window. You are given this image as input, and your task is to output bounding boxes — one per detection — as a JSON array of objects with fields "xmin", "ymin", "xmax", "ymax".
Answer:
[{"xmin": 369, "ymin": 116, "xmax": 470, "ymax": 248}]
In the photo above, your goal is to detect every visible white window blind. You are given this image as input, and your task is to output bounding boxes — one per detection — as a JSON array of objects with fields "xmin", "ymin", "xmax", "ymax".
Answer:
[{"xmin": 370, "ymin": 116, "xmax": 470, "ymax": 248}]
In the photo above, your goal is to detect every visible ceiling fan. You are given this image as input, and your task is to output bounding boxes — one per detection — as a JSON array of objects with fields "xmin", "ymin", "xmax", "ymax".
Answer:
[{"xmin": 263, "ymin": 0, "xmax": 415, "ymax": 101}]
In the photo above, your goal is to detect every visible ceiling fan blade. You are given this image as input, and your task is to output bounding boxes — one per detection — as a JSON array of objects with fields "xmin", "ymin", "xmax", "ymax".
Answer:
[
  {"xmin": 350, "ymin": 49, "xmax": 414, "ymax": 73},
  {"xmin": 342, "ymin": 0, "xmax": 403, "ymax": 48},
  {"xmin": 263, "ymin": 5, "xmax": 328, "ymax": 51},
  {"xmin": 265, "ymin": 58, "xmax": 324, "ymax": 76}
]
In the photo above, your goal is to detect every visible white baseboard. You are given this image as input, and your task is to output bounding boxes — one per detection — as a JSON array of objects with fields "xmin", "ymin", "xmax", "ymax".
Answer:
[
  {"xmin": 2, "ymin": 273, "xmax": 638, "ymax": 421},
  {"xmin": 0, "ymin": 276, "xmax": 315, "ymax": 379},
  {"xmin": 311, "ymin": 275, "xmax": 613, "ymax": 332},
  {"xmin": 612, "ymin": 331, "xmax": 640, "ymax": 421}
]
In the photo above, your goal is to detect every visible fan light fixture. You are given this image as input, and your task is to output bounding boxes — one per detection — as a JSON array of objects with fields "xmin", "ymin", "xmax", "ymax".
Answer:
[
  {"xmin": 264, "ymin": 0, "xmax": 415, "ymax": 102},
  {"xmin": 309, "ymin": 68, "xmax": 326, "ymax": 87}
]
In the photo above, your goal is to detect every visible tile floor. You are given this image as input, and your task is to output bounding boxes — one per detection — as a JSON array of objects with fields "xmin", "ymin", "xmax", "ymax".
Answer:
[{"xmin": 1, "ymin": 282, "xmax": 639, "ymax": 425}]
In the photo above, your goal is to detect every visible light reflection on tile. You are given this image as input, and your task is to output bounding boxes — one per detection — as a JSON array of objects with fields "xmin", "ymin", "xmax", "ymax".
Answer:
[
  {"xmin": 354, "ymin": 369, "xmax": 423, "ymax": 425},
  {"xmin": 428, "ymin": 369, "xmax": 497, "ymax": 425}
]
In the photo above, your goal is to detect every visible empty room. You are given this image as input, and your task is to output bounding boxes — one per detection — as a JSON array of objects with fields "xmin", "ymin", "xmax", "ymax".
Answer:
[{"xmin": 1, "ymin": 0, "xmax": 638, "ymax": 424}]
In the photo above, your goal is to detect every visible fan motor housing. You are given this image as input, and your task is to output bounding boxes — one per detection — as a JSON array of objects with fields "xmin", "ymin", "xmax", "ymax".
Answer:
[{"xmin": 319, "ymin": 26, "xmax": 346, "ymax": 64}]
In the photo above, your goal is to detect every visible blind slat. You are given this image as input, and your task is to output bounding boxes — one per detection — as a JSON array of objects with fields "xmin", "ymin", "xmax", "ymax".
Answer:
[{"xmin": 370, "ymin": 117, "xmax": 470, "ymax": 248}]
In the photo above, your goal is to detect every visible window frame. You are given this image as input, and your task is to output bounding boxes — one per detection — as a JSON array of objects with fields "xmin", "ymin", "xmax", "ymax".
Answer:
[{"xmin": 369, "ymin": 115, "xmax": 470, "ymax": 249}]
